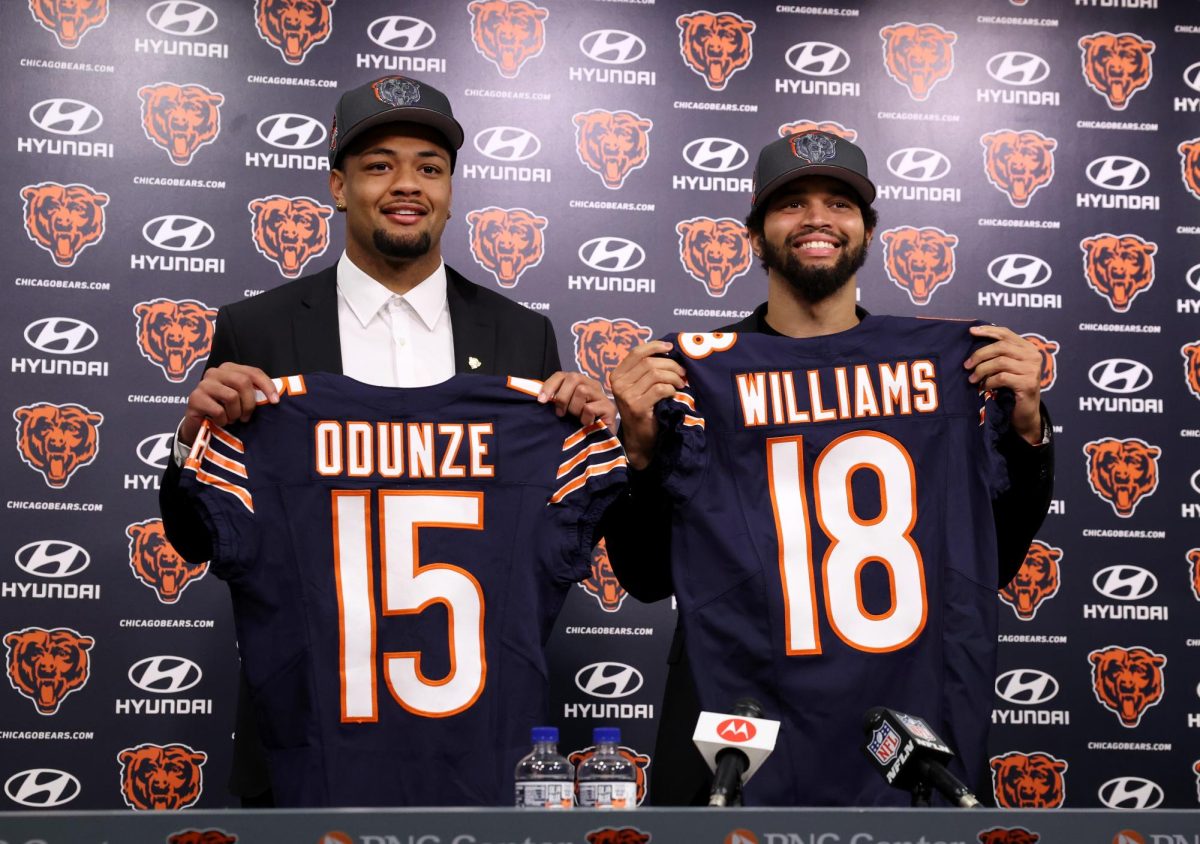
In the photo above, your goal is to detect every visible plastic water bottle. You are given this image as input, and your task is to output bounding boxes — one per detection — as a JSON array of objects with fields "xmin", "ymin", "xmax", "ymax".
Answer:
[
  {"xmin": 576, "ymin": 727, "xmax": 637, "ymax": 809},
  {"xmin": 514, "ymin": 726, "xmax": 574, "ymax": 809}
]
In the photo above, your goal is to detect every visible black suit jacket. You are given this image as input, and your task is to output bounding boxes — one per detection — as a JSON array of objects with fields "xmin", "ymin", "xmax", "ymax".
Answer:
[{"xmin": 159, "ymin": 262, "xmax": 561, "ymax": 799}]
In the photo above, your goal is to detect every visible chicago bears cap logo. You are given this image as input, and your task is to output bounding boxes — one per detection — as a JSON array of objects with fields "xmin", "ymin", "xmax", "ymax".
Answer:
[
  {"xmin": 167, "ymin": 830, "xmax": 237, "ymax": 844},
  {"xmin": 1181, "ymin": 341, "xmax": 1200, "ymax": 401},
  {"xmin": 466, "ymin": 206, "xmax": 547, "ymax": 289},
  {"xmin": 676, "ymin": 11, "xmax": 755, "ymax": 92},
  {"xmin": 1088, "ymin": 645, "xmax": 1166, "ymax": 728},
  {"xmin": 978, "ymin": 830, "xmax": 1039, "ymax": 844},
  {"xmin": 469, "ymin": 0, "xmax": 548, "ymax": 78},
  {"xmin": 790, "ymin": 132, "xmax": 837, "ymax": 164},
  {"xmin": 569, "ymin": 744, "xmax": 650, "ymax": 805},
  {"xmin": 586, "ymin": 829, "xmax": 651, "ymax": 844},
  {"xmin": 1083, "ymin": 437, "xmax": 1160, "ymax": 518},
  {"xmin": 138, "ymin": 82, "xmax": 223, "ymax": 167},
  {"xmin": 21, "ymin": 181, "xmax": 108, "ymax": 268},
  {"xmin": 1023, "ymin": 334, "xmax": 1059, "ymax": 392},
  {"xmin": 578, "ymin": 539, "xmax": 629, "ymax": 612},
  {"xmin": 677, "ymin": 217, "xmax": 751, "ymax": 299},
  {"xmin": 4, "ymin": 626, "xmax": 93, "ymax": 716},
  {"xmin": 778, "ymin": 119, "xmax": 857, "ymax": 141},
  {"xmin": 990, "ymin": 751, "xmax": 1067, "ymax": 809},
  {"xmin": 248, "ymin": 195, "xmax": 333, "ymax": 278},
  {"xmin": 133, "ymin": 299, "xmax": 217, "ymax": 383},
  {"xmin": 980, "ymin": 130, "xmax": 1056, "ymax": 208},
  {"xmin": 880, "ymin": 22, "xmax": 957, "ymax": 101},
  {"xmin": 372, "ymin": 76, "xmax": 420, "ymax": 107},
  {"xmin": 999, "ymin": 540, "xmax": 1062, "ymax": 621},
  {"xmin": 1080, "ymin": 234, "xmax": 1156, "ymax": 313},
  {"xmin": 14, "ymin": 402, "xmax": 103, "ymax": 488},
  {"xmin": 27, "ymin": 0, "xmax": 109, "ymax": 49},
  {"xmin": 255, "ymin": 0, "xmax": 334, "ymax": 65},
  {"xmin": 880, "ymin": 226, "xmax": 957, "ymax": 306},
  {"xmin": 118, "ymin": 742, "xmax": 206, "ymax": 811},
  {"xmin": 572, "ymin": 318, "xmax": 653, "ymax": 395},
  {"xmin": 1189, "ymin": 548, "xmax": 1200, "ymax": 602},
  {"xmin": 573, "ymin": 109, "xmax": 652, "ymax": 191},
  {"xmin": 1178, "ymin": 138, "xmax": 1200, "ymax": 201},
  {"xmin": 126, "ymin": 519, "xmax": 208, "ymax": 605},
  {"xmin": 1079, "ymin": 32, "xmax": 1154, "ymax": 111}
]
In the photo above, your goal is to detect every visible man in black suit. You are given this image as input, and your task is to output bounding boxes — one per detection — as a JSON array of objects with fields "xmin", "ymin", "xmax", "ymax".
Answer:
[{"xmin": 159, "ymin": 75, "xmax": 612, "ymax": 805}]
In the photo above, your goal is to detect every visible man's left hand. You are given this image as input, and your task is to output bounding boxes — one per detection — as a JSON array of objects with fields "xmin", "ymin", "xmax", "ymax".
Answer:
[
  {"xmin": 965, "ymin": 325, "xmax": 1044, "ymax": 445},
  {"xmin": 539, "ymin": 371, "xmax": 617, "ymax": 432}
]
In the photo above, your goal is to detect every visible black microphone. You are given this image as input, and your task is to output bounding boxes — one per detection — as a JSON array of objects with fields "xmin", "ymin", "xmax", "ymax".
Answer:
[
  {"xmin": 861, "ymin": 706, "xmax": 982, "ymax": 808},
  {"xmin": 707, "ymin": 698, "xmax": 764, "ymax": 807}
]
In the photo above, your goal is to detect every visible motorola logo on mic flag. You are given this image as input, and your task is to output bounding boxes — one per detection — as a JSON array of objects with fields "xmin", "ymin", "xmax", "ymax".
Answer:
[
  {"xmin": 4, "ymin": 768, "xmax": 81, "ymax": 807},
  {"xmin": 1098, "ymin": 777, "xmax": 1164, "ymax": 809},
  {"xmin": 474, "ymin": 127, "xmax": 541, "ymax": 162},
  {"xmin": 886, "ymin": 147, "xmax": 952, "ymax": 182},
  {"xmin": 987, "ymin": 51, "xmax": 1051, "ymax": 86},
  {"xmin": 147, "ymin": 1, "xmax": 219, "ymax": 36},
  {"xmin": 1088, "ymin": 359, "xmax": 1153, "ymax": 394},
  {"xmin": 128, "ymin": 655, "xmax": 203, "ymax": 694},
  {"xmin": 29, "ymin": 98, "xmax": 103, "ymax": 135},
  {"xmin": 367, "ymin": 16, "xmax": 436, "ymax": 52},
  {"xmin": 574, "ymin": 662, "xmax": 643, "ymax": 699},
  {"xmin": 988, "ymin": 254, "xmax": 1052, "ymax": 290},
  {"xmin": 683, "ymin": 138, "xmax": 749, "ymax": 173},
  {"xmin": 24, "ymin": 317, "xmax": 99, "ymax": 355},
  {"xmin": 717, "ymin": 718, "xmax": 757, "ymax": 742},
  {"xmin": 995, "ymin": 669, "xmax": 1060, "ymax": 706},
  {"xmin": 256, "ymin": 114, "xmax": 325, "ymax": 150},
  {"xmin": 137, "ymin": 433, "xmax": 175, "ymax": 470},
  {"xmin": 580, "ymin": 29, "xmax": 645, "ymax": 64},
  {"xmin": 1092, "ymin": 565, "xmax": 1157, "ymax": 601},
  {"xmin": 143, "ymin": 215, "xmax": 215, "ymax": 252},
  {"xmin": 1087, "ymin": 156, "xmax": 1151, "ymax": 191},
  {"xmin": 15, "ymin": 540, "xmax": 91, "ymax": 578}
]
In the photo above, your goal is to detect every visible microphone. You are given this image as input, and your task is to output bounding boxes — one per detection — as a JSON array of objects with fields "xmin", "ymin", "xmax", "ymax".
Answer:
[
  {"xmin": 692, "ymin": 698, "xmax": 780, "ymax": 807},
  {"xmin": 861, "ymin": 706, "xmax": 982, "ymax": 808}
]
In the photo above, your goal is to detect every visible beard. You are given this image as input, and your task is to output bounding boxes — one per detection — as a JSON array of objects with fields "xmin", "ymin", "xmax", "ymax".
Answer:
[
  {"xmin": 760, "ymin": 228, "xmax": 869, "ymax": 303},
  {"xmin": 373, "ymin": 228, "xmax": 432, "ymax": 260}
]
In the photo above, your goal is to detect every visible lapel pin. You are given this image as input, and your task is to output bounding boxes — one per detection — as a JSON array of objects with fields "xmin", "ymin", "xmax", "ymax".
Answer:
[{"xmin": 468, "ymin": 356, "xmax": 482, "ymax": 370}]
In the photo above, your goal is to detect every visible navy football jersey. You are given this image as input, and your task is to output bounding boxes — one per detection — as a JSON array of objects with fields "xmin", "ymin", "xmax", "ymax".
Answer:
[
  {"xmin": 180, "ymin": 372, "xmax": 626, "ymax": 807},
  {"xmin": 656, "ymin": 317, "xmax": 1011, "ymax": 806}
]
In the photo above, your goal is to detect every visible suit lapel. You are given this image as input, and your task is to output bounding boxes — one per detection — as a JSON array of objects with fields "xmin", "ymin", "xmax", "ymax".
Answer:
[
  {"xmin": 446, "ymin": 267, "xmax": 498, "ymax": 375},
  {"xmin": 294, "ymin": 266, "xmax": 344, "ymax": 374}
]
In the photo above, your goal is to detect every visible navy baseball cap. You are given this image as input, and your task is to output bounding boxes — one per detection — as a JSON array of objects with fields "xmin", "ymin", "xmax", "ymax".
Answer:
[
  {"xmin": 751, "ymin": 131, "xmax": 877, "ymax": 213},
  {"xmin": 329, "ymin": 76, "xmax": 464, "ymax": 169}
]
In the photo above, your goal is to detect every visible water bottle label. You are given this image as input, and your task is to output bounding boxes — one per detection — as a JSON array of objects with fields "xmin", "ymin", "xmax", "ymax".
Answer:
[
  {"xmin": 578, "ymin": 781, "xmax": 637, "ymax": 809},
  {"xmin": 515, "ymin": 781, "xmax": 574, "ymax": 809}
]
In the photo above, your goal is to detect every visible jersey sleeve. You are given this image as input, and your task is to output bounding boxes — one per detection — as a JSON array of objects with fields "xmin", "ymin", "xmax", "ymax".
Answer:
[
  {"xmin": 979, "ymin": 384, "xmax": 1015, "ymax": 499},
  {"xmin": 650, "ymin": 337, "xmax": 711, "ymax": 505},
  {"xmin": 178, "ymin": 420, "xmax": 260, "ymax": 576}
]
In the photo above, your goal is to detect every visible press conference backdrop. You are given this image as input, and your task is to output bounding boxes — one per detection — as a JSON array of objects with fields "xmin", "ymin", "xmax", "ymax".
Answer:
[{"xmin": 1, "ymin": 0, "xmax": 1197, "ymax": 812}]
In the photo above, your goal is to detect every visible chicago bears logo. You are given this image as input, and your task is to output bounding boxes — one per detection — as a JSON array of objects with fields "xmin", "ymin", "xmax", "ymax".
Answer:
[
  {"xmin": 677, "ymin": 217, "xmax": 751, "ymax": 299},
  {"xmin": 1181, "ymin": 342, "xmax": 1200, "ymax": 401},
  {"xmin": 1083, "ymin": 437, "xmax": 1160, "ymax": 518},
  {"xmin": 980, "ymin": 130, "xmax": 1056, "ymax": 208},
  {"xmin": 138, "ymin": 83, "xmax": 223, "ymax": 167},
  {"xmin": 1189, "ymin": 548, "xmax": 1200, "ymax": 601},
  {"xmin": 255, "ymin": 0, "xmax": 334, "ymax": 65},
  {"xmin": 569, "ymin": 745, "xmax": 650, "ymax": 805},
  {"xmin": 248, "ymin": 195, "xmax": 333, "ymax": 279},
  {"xmin": 127, "ymin": 519, "xmax": 208, "ymax": 605},
  {"xmin": 880, "ymin": 226, "xmax": 957, "ymax": 306},
  {"xmin": 21, "ymin": 181, "xmax": 108, "ymax": 268},
  {"xmin": 27, "ymin": 0, "xmax": 109, "ymax": 49},
  {"xmin": 168, "ymin": 831, "xmax": 237, "ymax": 844},
  {"xmin": 466, "ymin": 207, "xmax": 547, "ymax": 289},
  {"xmin": 4, "ymin": 627, "xmax": 93, "ymax": 716},
  {"xmin": 133, "ymin": 299, "xmax": 217, "ymax": 383},
  {"xmin": 14, "ymin": 402, "xmax": 103, "ymax": 488},
  {"xmin": 586, "ymin": 829, "xmax": 651, "ymax": 844},
  {"xmin": 118, "ymin": 742, "xmax": 206, "ymax": 811},
  {"xmin": 469, "ymin": 0, "xmax": 548, "ymax": 78},
  {"xmin": 573, "ymin": 110, "xmax": 652, "ymax": 191},
  {"xmin": 978, "ymin": 830, "xmax": 1039, "ymax": 844},
  {"xmin": 1178, "ymin": 138, "xmax": 1200, "ymax": 201},
  {"xmin": 1023, "ymin": 334, "xmax": 1059, "ymax": 392},
  {"xmin": 999, "ymin": 540, "xmax": 1061, "ymax": 621},
  {"xmin": 1088, "ymin": 645, "xmax": 1166, "ymax": 728},
  {"xmin": 778, "ymin": 120, "xmax": 857, "ymax": 141},
  {"xmin": 572, "ymin": 318, "xmax": 653, "ymax": 394},
  {"xmin": 880, "ymin": 22, "xmax": 957, "ymax": 101},
  {"xmin": 676, "ymin": 11, "xmax": 755, "ymax": 92},
  {"xmin": 1080, "ymin": 234, "xmax": 1156, "ymax": 313},
  {"xmin": 578, "ymin": 540, "xmax": 628, "ymax": 613},
  {"xmin": 990, "ymin": 751, "xmax": 1067, "ymax": 809},
  {"xmin": 1078, "ymin": 32, "xmax": 1154, "ymax": 111}
]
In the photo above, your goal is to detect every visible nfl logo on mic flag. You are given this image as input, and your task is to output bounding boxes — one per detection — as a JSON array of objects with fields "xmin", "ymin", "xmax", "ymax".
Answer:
[{"xmin": 868, "ymin": 722, "xmax": 901, "ymax": 766}]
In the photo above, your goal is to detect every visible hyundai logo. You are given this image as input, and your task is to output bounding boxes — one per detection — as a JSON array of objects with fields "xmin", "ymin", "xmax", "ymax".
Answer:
[
  {"xmin": 1086, "ymin": 156, "xmax": 1150, "ymax": 191},
  {"xmin": 256, "ymin": 113, "xmax": 326, "ymax": 150},
  {"xmin": 785, "ymin": 42, "xmax": 851, "ymax": 77},
  {"xmin": 4, "ymin": 769, "xmax": 80, "ymax": 808},
  {"xmin": 574, "ymin": 661, "xmax": 643, "ymax": 699},
  {"xmin": 142, "ymin": 215, "xmax": 214, "ymax": 252},
  {"xmin": 986, "ymin": 51, "xmax": 1051, "ymax": 86},
  {"xmin": 1189, "ymin": 263, "xmax": 1200, "ymax": 294},
  {"xmin": 1088, "ymin": 358, "xmax": 1152, "ymax": 394},
  {"xmin": 128, "ymin": 655, "xmax": 203, "ymax": 694},
  {"xmin": 1093, "ymin": 564, "xmax": 1157, "ymax": 601},
  {"xmin": 682, "ymin": 137, "xmax": 748, "ymax": 173},
  {"xmin": 1191, "ymin": 469, "xmax": 1200, "ymax": 497},
  {"xmin": 1185, "ymin": 60, "xmax": 1200, "ymax": 93},
  {"xmin": 24, "ymin": 317, "xmax": 98, "ymax": 355},
  {"xmin": 29, "ymin": 98, "xmax": 103, "ymax": 136},
  {"xmin": 15, "ymin": 540, "xmax": 90, "ymax": 578},
  {"xmin": 1098, "ymin": 777, "xmax": 1164, "ymax": 810},
  {"xmin": 367, "ymin": 16, "xmax": 436, "ymax": 52},
  {"xmin": 473, "ymin": 126, "xmax": 541, "ymax": 162},
  {"xmin": 994, "ymin": 668, "xmax": 1059, "ymax": 705},
  {"xmin": 579, "ymin": 29, "xmax": 645, "ymax": 65},
  {"xmin": 137, "ymin": 433, "xmax": 175, "ymax": 470},
  {"xmin": 578, "ymin": 237, "xmax": 645, "ymax": 273},
  {"xmin": 886, "ymin": 147, "xmax": 951, "ymax": 182},
  {"xmin": 146, "ymin": 1, "xmax": 218, "ymax": 36},
  {"xmin": 987, "ymin": 254, "xmax": 1052, "ymax": 289}
]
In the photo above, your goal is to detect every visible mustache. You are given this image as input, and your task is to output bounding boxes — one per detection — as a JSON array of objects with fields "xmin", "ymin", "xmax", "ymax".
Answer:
[{"xmin": 788, "ymin": 227, "xmax": 849, "ymax": 248}]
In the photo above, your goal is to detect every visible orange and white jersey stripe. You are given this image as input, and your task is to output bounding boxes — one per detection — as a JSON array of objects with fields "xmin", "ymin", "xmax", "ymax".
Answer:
[
  {"xmin": 550, "ymin": 419, "xmax": 627, "ymax": 505},
  {"xmin": 184, "ymin": 420, "xmax": 254, "ymax": 513}
]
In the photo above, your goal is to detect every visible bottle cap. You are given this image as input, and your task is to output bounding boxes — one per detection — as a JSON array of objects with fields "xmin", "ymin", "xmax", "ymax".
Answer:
[
  {"xmin": 592, "ymin": 727, "xmax": 620, "ymax": 744},
  {"xmin": 531, "ymin": 726, "xmax": 559, "ymax": 743}
]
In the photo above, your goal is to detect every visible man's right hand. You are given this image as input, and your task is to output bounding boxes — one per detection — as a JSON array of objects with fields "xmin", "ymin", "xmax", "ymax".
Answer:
[
  {"xmin": 178, "ymin": 363, "xmax": 279, "ymax": 447},
  {"xmin": 609, "ymin": 340, "xmax": 686, "ymax": 471}
]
